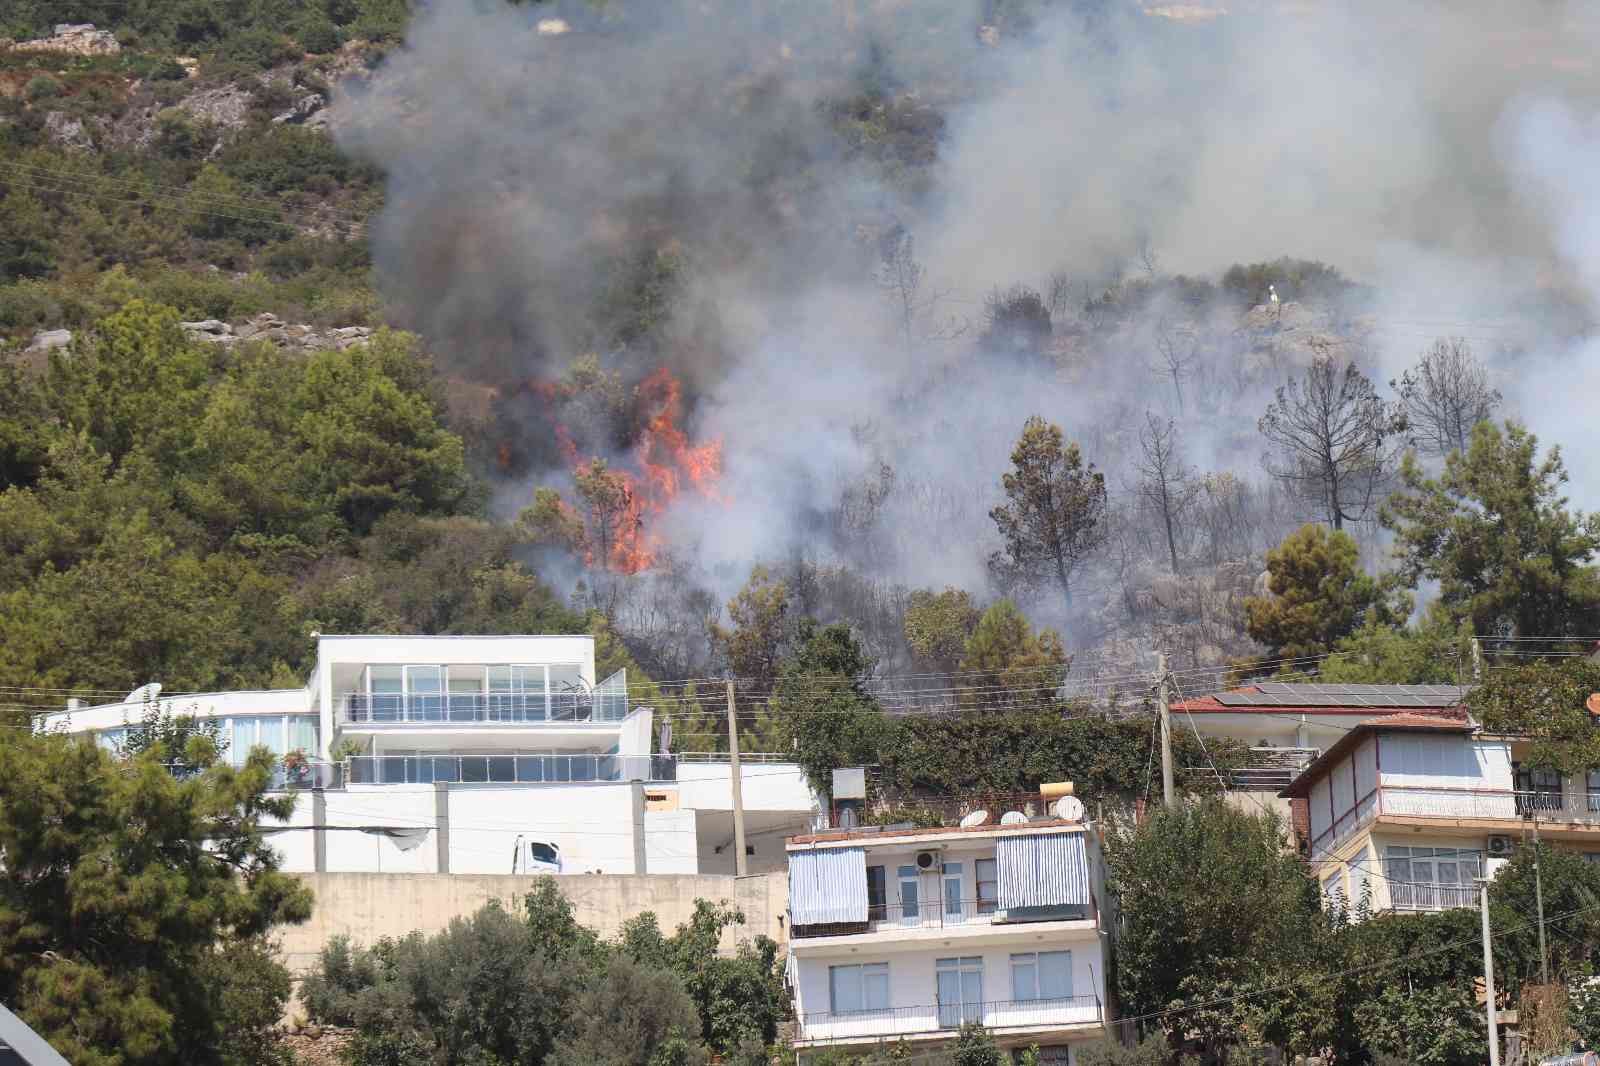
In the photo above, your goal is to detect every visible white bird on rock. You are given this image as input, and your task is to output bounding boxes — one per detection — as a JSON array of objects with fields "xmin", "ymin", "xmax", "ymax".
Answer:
[{"xmin": 1268, "ymin": 284, "xmax": 1281, "ymax": 316}]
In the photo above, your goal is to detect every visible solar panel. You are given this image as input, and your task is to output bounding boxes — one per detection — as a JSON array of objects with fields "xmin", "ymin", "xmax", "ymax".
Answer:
[{"xmin": 1212, "ymin": 683, "xmax": 1466, "ymax": 708}]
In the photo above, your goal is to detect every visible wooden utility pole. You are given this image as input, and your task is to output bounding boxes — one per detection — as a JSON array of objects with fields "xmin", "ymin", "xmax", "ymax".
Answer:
[
  {"xmin": 1480, "ymin": 878, "xmax": 1500, "ymax": 1066},
  {"xmin": 1532, "ymin": 818, "xmax": 1549, "ymax": 986},
  {"xmin": 726, "ymin": 679, "xmax": 748, "ymax": 876},
  {"xmin": 1157, "ymin": 653, "xmax": 1174, "ymax": 806},
  {"xmin": 1471, "ymin": 636, "xmax": 1483, "ymax": 683}
]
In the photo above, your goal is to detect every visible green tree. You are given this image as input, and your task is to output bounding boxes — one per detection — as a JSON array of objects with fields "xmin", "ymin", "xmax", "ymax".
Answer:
[
  {"xmin": 1106, "ymin": 799, "xmax": 1326, "ymax": 1041},
  {"xmin": 1318, "ymin": 613, "xmax": 1471, "ymax": 684},
  {"xmin": 958, "ymin": 599, "xmax": 1068, "ymax": 708},
  {"xmin": 1469, "ymin": 659, "xmax": 1600, "ymax": 776},
  {"xmin": 0, "ymin": 362, "xmax": 51, "ymax": 489},
  {"xmin": 710, "ymin": 565, "xmax": 791, "ymax": 694},
  {"xmin": 0, "ymin": 730, "xmax": 311, "ymax": 1066},
  {"xmin": 951, "ymin": 1022, "xmax": 1006, "ymax": 1066},
  {"xmin": 903, "ymin": 586, "xmax": 980, "ymax": 674},
  {"xmin": 1352, "ymin": 982, "xmax": 1484, "ymax": 1066},
  {"xmin": 1383, "ymin": 420, "xmax": 1600, "ymax": 638},
  {"xmin": 1243, "ymin": 523, "xmax": 1404, "ymax": 667},
  {"xmin": 988, "ymin": 416, "xmax": 1108, "ymax": 606}
]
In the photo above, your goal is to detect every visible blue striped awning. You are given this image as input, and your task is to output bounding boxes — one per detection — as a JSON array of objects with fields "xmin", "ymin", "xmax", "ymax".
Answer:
[
  {"xmin": 996, "ymin": 832, "xmax": 1089, "ymax": 910},
  {"xmin": 789, "ymin": 847, "xmax": 867, "ymax": 925}
]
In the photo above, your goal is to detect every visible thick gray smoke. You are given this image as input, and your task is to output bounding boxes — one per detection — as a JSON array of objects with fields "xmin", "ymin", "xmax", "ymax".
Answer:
[{"xmin": 335, "ymin": 0, "xmax": 1600, "ymax": 649}]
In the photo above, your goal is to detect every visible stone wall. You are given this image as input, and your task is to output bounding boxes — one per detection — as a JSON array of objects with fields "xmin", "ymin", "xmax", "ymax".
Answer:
[{"xmin": 277, "ymin": 871, "xmax": 789, "ymax": 973}]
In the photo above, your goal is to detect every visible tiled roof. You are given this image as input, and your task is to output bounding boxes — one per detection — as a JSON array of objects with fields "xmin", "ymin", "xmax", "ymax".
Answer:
[{"xmin": 1278, "ymin": 714, "xmax": 1473, "ymax": 798}]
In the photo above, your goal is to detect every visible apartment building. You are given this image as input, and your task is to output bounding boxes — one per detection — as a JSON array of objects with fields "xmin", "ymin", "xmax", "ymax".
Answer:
[
  {"xmin": 42, "ymin": 634, "xmax": 819, "ymax": 876},
  {"xmin": 1281, "ymin": 712, "xmax": 1600, "ymax": 913},
  {"xmin": 785, "ymin": 804, "xmax": 1112, "ymax": 1063}
]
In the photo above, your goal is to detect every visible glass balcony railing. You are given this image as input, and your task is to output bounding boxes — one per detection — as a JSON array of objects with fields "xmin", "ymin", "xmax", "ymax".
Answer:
[
  {"xmin": 342, "ymin": 669, "xmax": 630, "ymax": 725},
  {"xmin": 345, "ymin": 753, "xmax": 677, "ymax": 785}
]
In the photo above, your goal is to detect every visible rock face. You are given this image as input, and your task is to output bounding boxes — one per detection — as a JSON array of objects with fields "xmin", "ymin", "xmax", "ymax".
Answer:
[
  {"xmin": 26, "ymin": 329, "xmax": 73, "ymax": 353},
  {"xmin": 272, "ymin": 91, "xmax": 327, "ymax": 126},
  {"xmin": 180, "ymin": 313, "xmax": 374, "ymax": 351},
  {"xmin": 176, "ymin": 83, "xmax": 255, "ymax": 133},
  {"xmin": 10, "ymin": 23, "xmax": 121, "ymax": 56},
  {"xmin": 43, "ymin": 111, "xmax": 93, "ymax": 150}
]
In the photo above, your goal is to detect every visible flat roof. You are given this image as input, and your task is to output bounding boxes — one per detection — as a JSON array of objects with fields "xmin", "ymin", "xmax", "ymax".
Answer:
[{"xmin": 788, "ymin": 818, "xmax": 1086, "ymax": 850}]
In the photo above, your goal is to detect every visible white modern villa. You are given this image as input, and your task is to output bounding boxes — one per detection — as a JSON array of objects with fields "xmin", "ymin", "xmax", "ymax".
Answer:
[
  {"xmin": 41, "ymin": 634, "xmax": 819, "ymax": 876},
  {"xmin": 785, "ymin": 796, "xmax": 1112, "ymax": 1064}
]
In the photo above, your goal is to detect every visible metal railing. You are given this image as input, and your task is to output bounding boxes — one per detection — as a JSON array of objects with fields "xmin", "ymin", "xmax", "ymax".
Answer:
[
  {"xmin": 1388, "ymin": 881, "xmax": 1478, "ymax": 912},
  {"xmin": 1310, "ymin": 784, "xmax": 1600, "ymax": 860},
  {"xmin": 1230, "ymin": 747, "xmax": 1319, "ymax": 791},
  {"xmin": 797, "ymin": 995, "xmax": 1102, "ymax": 1043},
  {"xmin": 340, "ymin": 691, "xmax": 625, "ymax": 726},
  {"xmin": 272, "ymin": 759, "xmax": 344, "ymax": 790},
  {"xmin": 792, "ymin": 897, "xmax": 1093, "ymax": 938},
  {"xmin": 345, "ymin": 753, "xmax": 676, "ymax": 786}
]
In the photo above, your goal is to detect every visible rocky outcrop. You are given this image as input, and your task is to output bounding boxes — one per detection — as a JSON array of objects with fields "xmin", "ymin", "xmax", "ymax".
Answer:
[
  {"xmin": 9, "ymin": 23, "xmax": 120, "ymax": 57},
  {"xmin": 25, "ymin": 329, "xmax": 72, "ymax": 353},
  {"xmin": 43, "ymin": 111, "xmax": 94, "ymax": 150},
  {"xmin": 176, "ymin": 83, "xmax": 254, "ymax": 133},
  {"xmin": 272, "ymin": 91, "xmax": 327, "ymax": 126},
  {"xmin": 180, "ymin": 313, "xmax": 374, "ymax": 351}
]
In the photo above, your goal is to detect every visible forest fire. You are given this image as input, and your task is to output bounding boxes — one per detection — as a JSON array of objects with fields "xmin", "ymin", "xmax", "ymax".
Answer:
[{"xmin": 514, "ymin": 366, "xmax": 723, "ymax": 575}]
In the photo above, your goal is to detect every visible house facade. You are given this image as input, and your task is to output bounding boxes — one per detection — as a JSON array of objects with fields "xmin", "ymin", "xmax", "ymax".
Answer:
[
  {"xmin": 785, "ymin": 811, "xmax": 1112, "ymax": 1063},
  {"xmin": 41, "ymin": 634, "xmax": 819, "ymax": 876},
  {"xmin": 1280, "ymin": 713, "xmax": 1600, "ymax": 913}
]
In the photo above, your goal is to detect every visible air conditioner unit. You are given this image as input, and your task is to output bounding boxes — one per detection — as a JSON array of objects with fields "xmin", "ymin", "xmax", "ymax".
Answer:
[
  {"xmin": 915, "ymin": 850, "xmax": 938, "ymax": 870},
  {"xmin": 1487, "ymin": 834, "xmax": 1516, "ymax": 858}
]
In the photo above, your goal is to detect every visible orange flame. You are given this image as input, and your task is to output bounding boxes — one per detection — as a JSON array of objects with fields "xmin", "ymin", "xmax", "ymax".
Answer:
[{"xmin": 535, "ymin": 367, "xmax": 722, "ymax": 575}]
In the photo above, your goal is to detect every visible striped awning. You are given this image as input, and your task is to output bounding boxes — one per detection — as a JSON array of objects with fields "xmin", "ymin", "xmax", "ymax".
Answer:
[
  {"xmin": 789, "ymin": 846, "xmax": 867, "ymax": 925},
  {"xmin": 996, "ymin": 832, "xmax": 1089, "ymax": 910}
]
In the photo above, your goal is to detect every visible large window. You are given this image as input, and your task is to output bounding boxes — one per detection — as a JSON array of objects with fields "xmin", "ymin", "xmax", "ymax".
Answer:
[
  {"xmin": 1515, "ymin": 764, "xmax": 1563, "ymax": 814},
  {"xmin": 829, "ymin": 962, "xmax": 889, "ymax": 1014},
  {"xmin": 1385, "ymin": 845, "xmax": 1481, "ymax": 911},
  {"xmin": 1011, "ymin": 951, "xmax": 1072, "ymax": 1002},
  {"xmin": 936, "ymin": 956, "xmax": 983, "ymax": 1028},
  {"xmin": 942, "ymin": 861, "xmax": 964, "ymax": 920}
]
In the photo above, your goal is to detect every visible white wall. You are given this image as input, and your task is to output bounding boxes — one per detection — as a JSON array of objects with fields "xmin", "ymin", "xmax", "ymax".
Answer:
[
  {"xmin": 645, "ymin": 809, "xmax": 700, "ymax": 874},
  {"xmin": 675, "ymin": 761, "xmax": 818, "ymax": 813},
  {"xmin": 1377, "ymin": 735, "xmax": 1507, "ymax": 789},
  {"xmin": 263, "ymin": 791, "xmax": 317, "ymax": 871},
  {"xmin": 322, "ymin": 787, "xmax": 440, "ymax": 873},
  {"xmin": 619, "ymin": 706, "xmax": 654, "ymax": 758},
  {"xmin": 793, "ymin": 938, "xmax": 1104, "ymax": 1034},
  {"xmin": 40, "ymin": 688, "xmax": 311, "ymax": 735},
  {"xmin": 448, "ymin": 783, "xmax": 639, "ymax": 874}
]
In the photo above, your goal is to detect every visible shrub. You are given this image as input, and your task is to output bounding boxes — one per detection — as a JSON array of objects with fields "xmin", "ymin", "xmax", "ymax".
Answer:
[
  {"xmin": 219, "ymin": 28, "xmax": 300, "ymax": 71},
  {"xmin": 297, "ymin": 19, "xmax": 343, "ymax": 54},
  {"xmin": 24, "ymin": 75, "xmax": 62, "ymax": 102}
]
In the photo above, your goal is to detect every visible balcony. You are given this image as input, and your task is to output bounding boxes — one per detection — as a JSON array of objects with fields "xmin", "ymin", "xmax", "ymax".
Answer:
[
  {"xmin": 346, "ymin": 753, "xmax": 677, "ymax": 786},
  {"xmin": 1310, "ymin": 785, "xmax": 1600, "ymax": 859},
  {"xmin": 340, "ymin": 690, "xmax": 623, "ymax": 726},
  {"xmin": 796, "ymin": 995, "xmax": 1102, "ymax": 1044},
  {"xmin": 1387, "ymin": 882, "xmax": 1477, "ymax": 912},
  {"xmin": 794, "ymin": 898, "xmax": 1093, "ymax": 939}
]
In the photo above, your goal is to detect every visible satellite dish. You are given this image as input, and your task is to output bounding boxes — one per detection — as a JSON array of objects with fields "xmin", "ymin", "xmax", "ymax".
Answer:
[
  {"xmin": 959, "ymin": 810, "xmax": 990, "ymax": 829},
  {"xmin": 1054, "ymin": 796, "xmax": 1085, "ymax": 822},
  {"xmin": 126, "ymin": 682, "xmax": 162, "ymax": 704},
  {"xmin": 1000, "ymin": 811, "xmax": 1028, "ymax": 825}
]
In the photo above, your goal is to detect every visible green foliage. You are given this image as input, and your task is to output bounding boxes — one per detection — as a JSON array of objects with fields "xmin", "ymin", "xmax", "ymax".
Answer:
[
  {"xmin": 958, "ymin": 598, "xmax": 1068, "ymax": 705},
  {"xmin": 1383, "ymin": 420, "xmax": 1600, "ymax": 638},
  {"xmin": 0, "ymin": 729, "xmax": 310, "ymax": 1065},
  {"xmin": 1351, "ymin": 982, "xmax": 1484, "ymax": 1066},
  {"xmin": 710, "ymin": 565, "xmax": 792, "ymax": 694},
  {"xmin": 304, "ymin": 884, "xmax": 782, "ymax": 1065},
  {"xmin": 989, "ymin": 416, "xmax": 1109, "ymax": 605},
  {"xmin": 1468, "ymin": 659, "xmax": 1600, "ymax": 774},
  {"xmin": 950, "ymin": 1022, "xmax": 1006, "ymax": 1066},
  {"xmin": 1571, "ymin": 980, "xmax": 1600, "ymax": 1052},
  {"xmin": 903, "ymin": 586, "xmax": 980, "ymax": 673},
  {"xmin": 24, "ymin": 74, "xmax": 62, "ymax": 101},
  {"xmin": 1318, "ymin": 614, "xmax": 1471, "ymax": 684},
  {"xmin": 1077, "ymin": 1034, "xmax": 1172, "ymax": 1066},
  {"xmin": 1243, "ymin": 523, "xmax": 1404, "ymax": 666},
  {"xmin": 1220, "ymin": 257, "xmax": 1358, "ymax": 308},
  {"xmin": 1106, "ymin": 799, "xmax": 1327, "ymax": 1033}
]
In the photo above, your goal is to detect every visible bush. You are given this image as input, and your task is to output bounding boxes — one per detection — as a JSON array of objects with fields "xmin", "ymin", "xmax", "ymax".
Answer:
[
  {"xmin": 24, "ymin": 75, "xmax": 62, "ymax": 102},
  {"xmin": 219, "ymin": 28, "xmax": 300, "ymax": 71},
  {"xmin": 297, "ymin": 19, "xmax": 344, "ymax": 54}
]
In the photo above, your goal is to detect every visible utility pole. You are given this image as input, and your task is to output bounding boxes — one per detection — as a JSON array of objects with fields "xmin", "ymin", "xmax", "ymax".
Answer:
[
  {"xmin": 1157, "ymin": 653, "xmax": 1174, "ymax": 806},
  {"xmin": 1480, "ymin": 877, "xmax": 1500, "ymax": 1066},
  {"xmin": 726, "ymin": 679, "xmax": 748, "ymax": 876},
  {"xmin": 1532, "ymin": 817, "xmax": 1549, "ymax": 986},
  {"xmin": 1471, "ymin": 636, "xmax": 1483, "ymax": 684}
]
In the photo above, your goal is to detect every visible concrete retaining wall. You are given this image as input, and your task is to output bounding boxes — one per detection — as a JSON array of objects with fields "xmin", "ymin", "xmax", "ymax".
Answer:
[{"xmin": 277, "ymin": 871, "xmax": 789, "ymax": 973}]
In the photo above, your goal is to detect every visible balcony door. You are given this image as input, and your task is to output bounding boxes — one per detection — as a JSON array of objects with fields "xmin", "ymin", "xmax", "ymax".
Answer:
[
  {"xmin": 936, "ymin": 956, "xmax": 983, "ymax": 1029},
  {"xmin": 1514, "ymin": 763, "xmax": 1562, "ymax": 815},
  {"xmin": 405, "ymin": 666, "xmax": 444, "ymax": 722}
]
